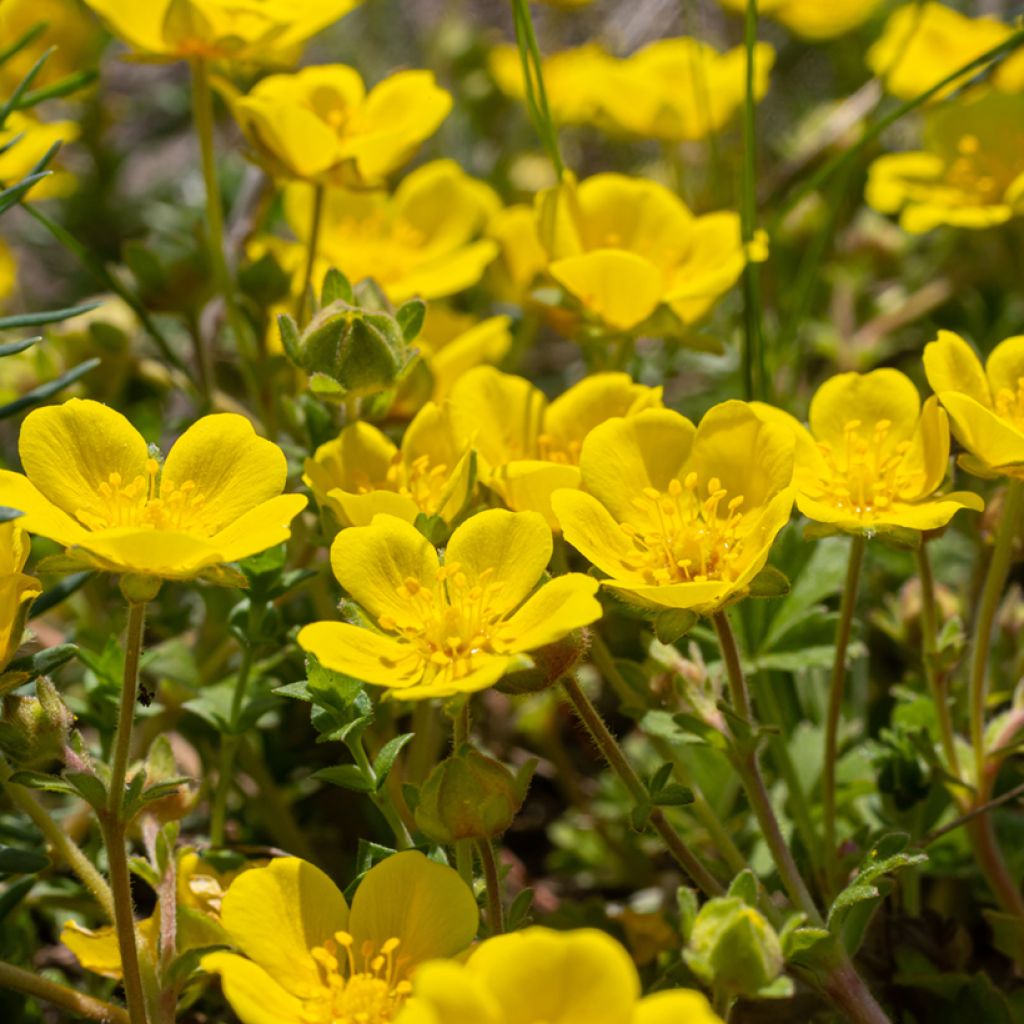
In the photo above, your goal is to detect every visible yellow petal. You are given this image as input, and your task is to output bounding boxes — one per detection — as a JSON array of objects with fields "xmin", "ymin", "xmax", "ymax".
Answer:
[
  {"xmin": 490, "ymin": 460, "xmax": 581, "ymax": 528},
  {"xmin": 552, "ymin": 488, "xmax": 643, "ymax": 582},
  {"xmin": 924, "ymin": 330, "xmax": 991, "ymax": 407},
  {"xmin": 0, "ymin": 471, "xmax": 90, "ymax": 548},
  {"xmin": 550, "ymin": 250, "xmax": 663, "ymax": 330},
  {"xmin": 400, "ymin": 961, "xmax": 502, "ymax": 1024},
  {"xmin": 18, "ymin": 398, "xmax": 149, "ymax": 525},
  {"xmin": 219, "ymin": 857, "xmax": 349, "ymax": 997},
  {"xmin": 401, "ymin": 654, "xmax": 511, "ymax": 700},
  {"xmin": 633, "ymin": 989, "xmax": 723, "ymax": 1024},
  {"xmin": 809, "ymin": 370, "xmax": 920, "ymax": 451},
  {"xmin": 210, "ymin": 494, "xmax": 307, "ymax": 563},
  {"xmin": 402, "ymin": 402, "xmax": 461, "ymax": 474},
  {"xmin": 304, "ymin": 423, "xmax": 398, "ymax": 513},
  {"xmin": 62, "ymin": 916, "xmax": 158, "ymax": 979},
  {"xmin": 985, "ymin": 334, "xmax": 1024, "ymax": 398},
  {"xmin": 939, "ymin": 393, "xmax": 1024, "ymax": 475},
  {"xmin": 331, "ymin": 489, "xmax": 424, "ymax": 527},
  {"xmin": 349, "ymin": 851, "xmax": 478, "ymax": 968},
  {"xmin": 79, "ymin": 0, "xmax": 170, "ymax": 55},
  {"xmin": 497, "ymin": 574, "xmax": 602, "ymax": 651},
  {"xmin": 161, "ymin": 414, "xmax": 287, "ymax": 536},
  {"xmin": 544, "ymin": 372, "xmax": 663, "ymax": 452},
  {"xmin": 606, "ymin": 578, "xmax": 733, "ymax": 613},
  {"xmin": 200, "ymin": 952, "xmax": 305, "ymax": 1024},
  {"xmin": 391, "ymin": 239, "xmax": 499, "ymax": 303},
  {"xmin": 895, "ymin": 396, "xmax": 950, "ymax": 501},
  {"xmin": 0, "ymin": 570, "xmax": 41, "ymax": 671},
  {"xmin": 71, "ymin": 528, "xmax": 222, "ymax": 578},
  {"xmin": 297, "ymin": 621, "xmax": 424, "ymax": 688},
  {"xmin": 330, "ymin": 515, "xmax": 439, "ymax": 629},
  {"xmin": 427, "ymin": 315, "xmax": 512, "ymax": 404}
]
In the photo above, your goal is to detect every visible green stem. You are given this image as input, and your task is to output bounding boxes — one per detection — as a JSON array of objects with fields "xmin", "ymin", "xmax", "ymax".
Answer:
[
  {"xmin": 296, "ymin": 182, "xmax": 324, "ymax": 322},
  {"xmin": 561, "ymin": 674, "xmax": 723, "ymax": 897},
  {"xmin": 511, "ymin": 0, "xmax": 565, "ymax": 176},
  {"xmin": 0, "ymin": 759, "xmax": 115, "ymax": 922},
  {"xmin": 477, "ymin": 838, "xmax": 505, "ymax": 934},
  {"xmin": 0, "ymin": 960, "xmax": 129, "ymax": 1024},
  {"xmin": 823, "ymin": 534, "xmax": 866, "ymax": 893},
  {"xmin": 351, "ymin": 736, "xmax": 413, "ymax": 851},
  {"xmin": 103, "ymin": 601, "xmax": 150, "ymax": 1024},
  {"xmin": 449, "ymin": 699, "xmax": 474, "ymax": 885},
  {"xmin": 209, "ymin": 644, "xmax": 254, "ymax": 847}
]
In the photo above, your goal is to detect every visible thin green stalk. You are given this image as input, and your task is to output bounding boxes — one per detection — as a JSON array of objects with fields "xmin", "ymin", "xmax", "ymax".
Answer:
[
  {"xmin": 511, "ymin": 0, "xmax": 564, "ymax": 176},
  {"xmin": 823, "ymin": 534, "xmax": 866, "ymax": 893},
  {"xmin": 103, "ymin": 601, "xmax": 150, "ymax": 1024},
  {"xmin": 451, "ymin": 701, "xmax": 475, "ymax": 886},
  {"xmin": 477, "ymin": 838, "xmax": 505, "ymax": 934},
  {"xmin": 0, "ymin": 759, "xmax": 114, "ymax": 922},
  {"xmin": 561, "ymin": 674, "xmax": 724, "ymax": 897},
  {"xmin": 209, "ymin": 644, "xmax": 254, "ymax": 847},
  {"xmin": 351, "ymin": 735, "xmax": 414, "ymax": 850},
  {"xmin": 296, "ymin": 182, "xmax": 324, "ymax": 323},
  {"xmin": 0, "ymin": 960, "xmax": 129, "ymax": 1024}
]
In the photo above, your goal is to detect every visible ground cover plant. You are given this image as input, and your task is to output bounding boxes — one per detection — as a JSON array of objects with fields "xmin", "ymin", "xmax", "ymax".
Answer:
[{"xmin": 0, "ymin": 1, "xmax": 1023, "ymax": 1021}]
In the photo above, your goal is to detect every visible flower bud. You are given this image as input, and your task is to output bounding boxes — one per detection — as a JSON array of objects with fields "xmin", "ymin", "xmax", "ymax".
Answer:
[
  {"xmin": 497, "ymin": 631, "xmax": 590, "ymax": 695},
  {"xmin": 414, "ymin": 747, "xmax": 534, "ymax": 843},
  {"xmin": 0, "ymin": 678, "xmax": 74, "ymax": 770}
]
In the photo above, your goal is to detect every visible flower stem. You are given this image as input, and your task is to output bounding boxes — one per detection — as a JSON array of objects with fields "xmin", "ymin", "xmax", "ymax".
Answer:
[
  {"xmin": 450, "ymin": 700, "xmax": 475, "ymax": 886},
  {"xmin": 103, "ymin": 600, "xmax": 150, "ymax": 1024},
  {"xmin": 823, "ymin": 534, "xmax": 866, "ymax": 893},
  {"xmin": 477, "ymin": 838, "xmax": 505, "ymax": 934},
  {"xmin": 296, "ymin": 182, "xmax": 324, "ymax": 322},
  {"xmin": 0, "ymin": 959, "xmax": 129, "ymax": 1024},
  {"xmin": 209, "ymin": 643, "xmax": 254, "ymax": 847},
  {"xmin": 560, "ymin": 673, "xmax": 723, "ymax": 897},
  {"xmin": 351, "ymin": 735, "xmax": 413, "ymax": 850}
]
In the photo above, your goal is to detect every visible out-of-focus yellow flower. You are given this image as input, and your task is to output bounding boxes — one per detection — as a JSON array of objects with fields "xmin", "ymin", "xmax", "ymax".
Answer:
[
  {"xmin": 0, "ymin": 522, "xmax": 41, "ymax": 675},
  {"xmin": 83, "ymin": 0, "xmax": 361, "ymax": 63},
  {"xmin": 867, "ymin": 3, "xmax": 1017, "ymax": 101},
  {"xmin": 866, "ymin": 92, "xmax": 1024, "ymax": 234},
  {"xmin": 602, "ymin": 38, "xmax": 774, "ymax": 142},
  {"xmin": 0, "ymin": 399, "xmax": 306, "ymax": 580},
  {"xmin": 395, "ymin": 926, "xmax": 723, "ymax": 1024},
  {"xmin": 0, "ymin": 0, "xmax": 103, "ymax": 92},
  {"xmin": 486, "ymin": 205, "xmax": 548, "ymax": 304},
  {"xmin": 63, "ymin": 917, "xmax": 159, "ymax": 980},
  {"xmin": 553, "ymin": 402, "xmax": 794, "ymax": 614},
  {"xmin": 0, "ymin": 112, "xmax": 80, "ymax": 201},
  {"xmin": 304, "ymin": 402, "xmax": 474, "ymax": 527},
  {"xmin": 720, "ymin": 0, "xmax": 881, "ymax": 40},
  {"xmin": 273, "ymin": 161, "xmax": 500, "ymax": 304},
  {"xmin": 0, "ymin": 240, "xmax": 16, "ymax": 306},
  {"xmin": 754, "ymin": 370, "xmax": 983, "ymax": 533},
  {"xmin": 299, "ymin": 509, "xmax": 601, "ymax": 699},
  {"xmin": 447, "ymin": 367, "xmax": 662, "ymax": 528},
  {"xmin": 537, "ymin": 173, "xmax": 763, "ymax": 332},
  {"xmin": 231, "ymin": 65, "xmax": 450, "ymax": 187},
  {"xmin": 201, "ymin": 851, "xmax": 478, "ymax": 1024},
  {"xmin": 924, "ymin": 331, "xmax": 1024, "ymax": 480}
]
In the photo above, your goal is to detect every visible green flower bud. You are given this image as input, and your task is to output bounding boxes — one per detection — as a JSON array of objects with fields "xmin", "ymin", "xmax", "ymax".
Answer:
[
  {"xmin": 415, "ymin": 746, "xmax": 534, "ymax": 843},
  {"xmin": 0, "ymin": 678, "xmax": 74, "ymax": 770},
  {"xmin": 497, "ymin": 631, "xmax": 591, "ymax": 695}
]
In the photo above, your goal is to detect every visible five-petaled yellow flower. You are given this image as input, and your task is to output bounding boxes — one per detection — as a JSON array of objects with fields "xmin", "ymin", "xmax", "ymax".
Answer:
[
  {"xmin": 0, "ymin": 399, "xmax": 307, "ymax": 580},
  {"xmin": 720, "ymin": 0, "xmax": 880, "ymax": 40},
  {"xmin": 0, "ymin": 522, "xmax": 42, "ymax": 677},
  {"xmin": 231, "ymin": 65, "xmax": 451, "ymax": 188},
  {"xmin": 755, "ymin": 370, "xmax": 983, "ymax": 534},
  {"xmin": 83, "ymin": 0, "xmax": 361, "ymax": 63},
  {"xmin": 924, "ymin": 331, "xmax": 1024, "ymax": 480},
  {"xmin": 447, "ymin": 367, "xmax": 662, "ymax": 528},
  {"xmin": 202, "ymin": 851, "xmax": 478, "ymax": 1024},
  {"xmin": 298, "ymin": 509, "xmax": 602, "ymax": 699},
  {"xmin": 552, "ymin": 402, "xmax": 794, "ymax": 614},
  {"xmin": 395, "ymin": 926, "xmax": 723, "ymax": 1024},
  {"xmin": 304, "ymin": 401, "xmax": 474, "ymax": 528}
]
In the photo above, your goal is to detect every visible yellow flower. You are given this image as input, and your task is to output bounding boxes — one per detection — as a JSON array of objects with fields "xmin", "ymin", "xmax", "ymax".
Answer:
[
  {"xmin": 82, "ymin": 0, "xmax": 360, "ymax": 63},
  {"xmin": 0, "ymin": 399, "xmax": 307, "ymax": 580},
  {"xmin": 601, "ymin": 38, "xmax": 774, "ymax": 142},
  {"xmin": 753, "ymin": 370, "xmax": 983, "ymax": 533},
  {"xmin": 395, "ymin": 926, "xmax": 723, "ymax": 1024},
  {"xmin": 924, "ymin": 331, "xmax": 1024, "ymax": 480},
  {"xmin": 867, "ymin": 4, "xmax": 1017, "ymax": 102},
  {"xmin": 0, "ymin": 0, "xmax": 103, "ymax": 92},
  {"xmin": 0, "ymin": 522, "xmax": 42, "ymax": 675},
  {"xmin": 552, "ymin": 402, "xmax": 794, "ymax": 614},
  {"xmin": 304, "ymin": 402, "xmax": 474, "ymax": 527},
  {"xmin": 0, "ymin": 112, "xmax": 80, "ymax": 201},
  {"xmin": 447, "ymin": 367, "xmax": 662, "ymax": 528},
  {"xmin": 0, "ymin": 239, "xmax": 16, "ymax": 307},
  {"xmin": 298, "ymin": 509, "xmax": 602, "ymax": 699},
  {"xmin": 231, "ymin": 65, "xmax": 451, "ymax": 187},
  {"xmin": 486, "ymin": 205, "xmax": 548, "ymax": 304},
  {"xmin": 201, "ymin": 851, "xmax": 479, "ymax": 1024},
  {"xmin": 271, "ymin": 161, "xmax": 500, "ymax": 304},
  {"xmin": 537, "ymin": 173, "xmax": 764, "ymax": 332},
  {"xmin": 866, "ymin": 91, "xmax": 1024, "ymax": 234},
  {"xmin": 720, "ymin": 0, "xmax": 881, "ymax": 40}
]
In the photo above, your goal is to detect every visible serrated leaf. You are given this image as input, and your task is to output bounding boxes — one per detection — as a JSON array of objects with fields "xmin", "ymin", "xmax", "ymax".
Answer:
[
  {"xmin": 313, "ymin": 764, "xmax": 373, "ymax": 793},
  {"xmin": 65, "ymin": 771, "xmax": 108, "ymax": 811},
  {"xmin": 373, "ymin": 734, "xmax": 414, "ymax": 791},
  {"xmin": 7, "ymin": 771, "xmax": 77, "ymax": 796}
]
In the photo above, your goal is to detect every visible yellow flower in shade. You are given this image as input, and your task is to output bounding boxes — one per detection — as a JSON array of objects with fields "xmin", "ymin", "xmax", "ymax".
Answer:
[
  {"xmin": 601, "ymin": 38, "xmax": 774, "ymax": 142},
  {"xmin": 0, "ymin": 113, "xmax": 80, "ymax": 201},
  {"xmin": 82, "ymin": 0, "xmax": 361, "ymax": 63},
  {"xmin": 304, "ymin": 402, "xmax": 474, "ymax": 528},
  {"xmin": 720, "ymin": 0, "xmax": 880, "ymax": 40},
  {"xmin": 0, "ymin": 0, "xmax": 103, "ymax": 92},
  {"xmin": 0, "ymin": 399, "xmax": 307, "ymax": 580},
  {"xmin": 395, "ymin": 927, "xmax": 723, "ymax": 1024},
  {"xmin": 447, "ymin": 367, "xmax": 663, "ymax": 528},
  {"xmin": 272, "ymin": 161, "xmax": 500, "ymax": 304},
  {"xmin": 298, "ymin": 509, "xmax": 602, "ymax": 699},
  {"xmin": 924, "ymin": 331, "xmax": 1024, "ymax": 480},
  {"xmin": 0, "ymin": 240, "xmax": 16, "ymax": 306},
  {"xmin": 867, "ymin": 4, "xmax": 1018, "ymax": 102},
  {"xmin": 552, "ymin": 402, "xmax": 794, "ymax": 614},
  {"xmin": 753, "ymin": 370, "xmax": 983, "ymax": 534},
  {"xmin": 486, "ymin": 205, "xmax": 548, "ymax": 305},
  {"xmin": 0, "ymin": 522, "xmax": 42, "ymax": 675},
  {"xmin": 231, "ymin": 65, "xmax": 451, "ymax": 187},
  {"xmin": 866, "ymin": 91, "xmax": 1024, "ymax": 234},
  {"xmin": 201, "ymin": 851, "xmax": 479, "ymax": 1024},
  {"xmin": 537, "ymin": 173, "xmax": 764, "ymax": 333}
]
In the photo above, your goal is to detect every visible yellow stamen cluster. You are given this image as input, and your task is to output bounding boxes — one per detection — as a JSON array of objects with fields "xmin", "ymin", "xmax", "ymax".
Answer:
[
  {"xmin": 385, "ymin": 454, "xmax": 449, "ymax": 514},
  {"xmin": 300, "ymin": 933, "xmax": 410, "ymax": 1024},
  {"xmin": 994, "ymin": 377, "xmax": 1024, "ymax": 432},
  {"xmin": 617, "ymin": 474, "xmax": 747, "ymax": 584},
  {"xmin": 945, "ymin": 133, "xmax": 1011, "ymax": 201},
  {"xmin": 536, "ymin": 433, "xmax": 582, "ymax": 465}
]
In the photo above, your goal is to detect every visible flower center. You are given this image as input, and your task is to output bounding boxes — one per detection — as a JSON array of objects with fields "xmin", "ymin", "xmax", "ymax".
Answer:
[
  {"xmin": 536, "ymin": 433, "xmax": 582, "ymax": 465},
  {"xmin": 615, "ymin": 475, "xmax": 748, "ymax": 585},
  {"xmin": 301, "ymin": 933, "xmax": 410, "ymax": 1024},
  {"xmin": 805, "ymin": 418, "xmax": 919, "ymax": 521},
  {"xmin": 994, "ymin": 376, "xmax": 1024, "ymax": 433},
  {"xmin": 381, "ymin": 454, "xmax": 450, "ymax": 515},
  {"xmin": 944, "ymin": 132, "xmax": 1013, "ymax": 201}
]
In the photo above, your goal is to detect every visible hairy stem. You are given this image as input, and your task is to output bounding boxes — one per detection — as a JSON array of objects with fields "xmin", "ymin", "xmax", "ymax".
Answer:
[
  {"xmin": 477, "ymin": 838, "xmax": 505, "ymax": 934},
  {"xmin": 296, "ymin": 182, "xmax": 324, "ymax": 322},
  {"xmin": 0, "ymin": 959, "xmax": 129, "ymax": 1023},
  {"xmin": 209, "ymin": 643, "xmax": 254, "ymax": 847}
]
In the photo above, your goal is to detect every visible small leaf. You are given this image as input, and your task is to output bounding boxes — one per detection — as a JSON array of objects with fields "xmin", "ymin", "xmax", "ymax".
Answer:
[
  {"xmin": 373, "ymin": 734, "xmax": 414, "ymax": 791},
  {"xmin": 630, "ymin": 801, "xmax": 652, "ymax": 831},
  {"xmin": 728, "ymin": 869, "xmax": 759, "ymax": 907},
  {"xmin": 321, "ymin": 268, "xmax": 354, "ymax": 306},
  {"xmin": 506, "ymin": 887, "xmax": 535, "ymax": 930},
  {"xmin": 654, "ymin": 608, "xmax": 698, "ymax": 644},
  {"xmin": 0, "ymin": 846, "xmax": 50, "ymax": 875},
  {"xmin": 395, "ymin": 299, "xmax": 426, "ymax": 342},
  {"xmin": 747, "ymin": 566, "xmax": 791, "ymax": 598},
  {"xmin": 313, "ymin": 765, "xmax": 374, "ymax": 793},
  {"xmin": 651, "ymin": 784, "xmax": 693, "ymax": 807},
  {"xmin": 65, "ymin": 771, "xmax": 108, "ymax": 812}
]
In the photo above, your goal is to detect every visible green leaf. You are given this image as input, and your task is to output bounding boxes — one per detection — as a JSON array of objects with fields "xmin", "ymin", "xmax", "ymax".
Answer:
[
  {"xmin": 677, "ymin": 886, "xmax": 699, "ymax": 942},
  {"xmin": 506, "ymin": 887, "xmax": 535, "ymax": 930},
  {"xmin": 321, "ymin": 268, "xmax": 354, "ymax": 306},
  {"xmin": 395, "ymin": 299, "xmax": 426, "ymax": 342},
  {"xmin": 728, "ymin": 869, "xmax": 759, "ymax": 906},
  {"xmin": 373, "ymin": 734, "xmax": 415, "ymax": 791},
  {"xmin": 630, "ymin": 801, "xmax": 652, "ymax": 831},
  {"xmin": 313, "ymin": 764, "xmax": 374, "ymax": 793},
  {"xmin": 65, "ymin": 771, "xmax": 108, "ymax": 812},
  {"xmin": 0, "ymin": 357, "xmax": 100, "ymax": 420},
  {"xmin": 0, "ymin": 301, "xmax": 100, "ymax": 332},
  {"xmin": 0, "ymin": 877, "xmax": 35, "ymax": 923},
  {"xmin": 747, "ymin": 566, "xmax": 791, "ymax": 599},
  {"xmin": 650, "ymin": 783, "xmax": 693, "ymax": 807},
  {"xmin": 654, "ymin": 608, "xmax": 698, "ymax": 644},
  {"xmin": 7, "ymin": 770, "xmax": 78, "ymax": 796},
  {"xmin": 0, "ymin": 846, "xmax": 50, "ymax": 875}
]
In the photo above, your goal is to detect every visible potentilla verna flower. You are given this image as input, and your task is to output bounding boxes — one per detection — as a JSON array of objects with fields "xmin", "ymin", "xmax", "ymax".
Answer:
[
  {"xmin": 0, "ymin": 399, "xmax": 306, "ymax": 579},
  {"xmin": 298, "ymin": 509, "xmax": 602, "ymax": 699}
]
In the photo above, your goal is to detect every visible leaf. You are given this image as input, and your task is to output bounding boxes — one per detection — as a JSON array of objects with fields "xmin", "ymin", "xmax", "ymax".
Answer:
[
  {"xmin": 0, "ymin": 301, "xmax": 101, "ymax": 332},
  {"xmin": 654, "ymin": 608, "xmax": 698, "ymax": 644},
  {"xmin": 747, "ymin": 566, "xmax": 791, "ymax": 598},
  {"xmin": 313, "ymin": 764, "xmax": 373, "ymax": 793},
  {"xmin": 321, "ymin": 268, "xmax": 354, "ymax": 306},
  {"xmin": 395, "ymin": 299, "xmax": 426, "ymax": 342},
  {"xmin": 7, "ymin": 771, "xmax": 78, "ymax": 796},
  {"xmin": 506, "ymin": 887, "xmax": 535, "ymax": 930},
  {"xmin": 650, "ymin": 784, "xmax": 693, "ymax": 807},
  {"xmin": 630, "ymin": 801, "xmax": 652, "ymax": 831},
  {"xmin": 65, "ymin": 771, "xmax": 108, "ymax": 812},
  {"xmin": 728, "ymin": 869, "xmax": 759, "ymax": 906},
  {"xmin": 0, "ymin": 357, "xmax": 100, "ymax": 421},
  {"xmin": 0, "ymin": 877, "xmax": 35, "ymax": 923},
  {"xmin": 373, "ymin": 734, "xmax": 414, "ymax": 791},
  {"xmin": 0, "ymin": 846, "xmax": 50, "ymax": 875}
]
